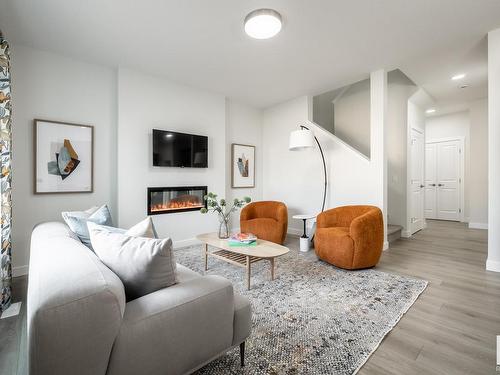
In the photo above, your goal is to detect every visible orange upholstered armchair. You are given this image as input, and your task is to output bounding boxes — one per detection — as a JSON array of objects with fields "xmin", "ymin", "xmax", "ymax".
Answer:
[
  {"xmin": 314, "ymin": 205, "xmax": 384, "ymax": 270},
  {"xmin": 240, "ymin": 201, "xmax": 288, "ymax": 244}
]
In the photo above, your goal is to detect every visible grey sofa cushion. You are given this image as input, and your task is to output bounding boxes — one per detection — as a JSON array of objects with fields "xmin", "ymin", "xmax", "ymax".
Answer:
[
  {"xmin": 106, "ymin": 275, "xmax": 235, "ymax": 375},
  {"xmin": 62, "ymin": 205, "xmax": 113, "ymax": 249},
  {"xmin": 88, "ymin": 223, "xmax": 177, "ymax": 300}
]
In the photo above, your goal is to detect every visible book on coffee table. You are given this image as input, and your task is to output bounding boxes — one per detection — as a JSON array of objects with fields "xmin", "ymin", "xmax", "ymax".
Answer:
[{"xmin": 227, "ymin": 232, "xmax": 257, "ymax": 246}]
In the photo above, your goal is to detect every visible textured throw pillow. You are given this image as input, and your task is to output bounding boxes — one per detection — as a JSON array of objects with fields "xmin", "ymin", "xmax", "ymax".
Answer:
[
  {"xmin": 62, "ymin": 205, "xmax": 113, "ymax": 249},
  {"xmin": 88, "ymin": 222, "xmax": 177, "ymax": 300},
  {"xmin": 95, "ymin": 217, "xmax": 159, "ymax": 238},
  {"xmin": 61, "ymin": 206, "xmax": 99, "ymax": 222}
]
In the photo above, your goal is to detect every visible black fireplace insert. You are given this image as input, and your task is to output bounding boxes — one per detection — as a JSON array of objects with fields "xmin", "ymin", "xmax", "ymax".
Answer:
[{"xmin": 147, "ymin": 186, "xmax": 208, "ymax": 215}]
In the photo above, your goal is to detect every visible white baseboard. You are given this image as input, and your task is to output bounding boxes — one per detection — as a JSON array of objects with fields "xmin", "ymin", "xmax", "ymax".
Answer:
[
  {"xmin": 486, "ymin": 259, "xmax": 500, "ymax": 272},
  {"xmin": 13, "ymin": 265, "xmax": 28, "ymax": 277},
  {"xmin": 383, "ymin": 241, "xmax": 389, "ymax": 251},
  {"xmin": 173, "ymin": 238, "xmax": 199, "ymax": 249},
  {"xmin": 468, "ymin": 222, "xmax": 488, "ymax": 230}
]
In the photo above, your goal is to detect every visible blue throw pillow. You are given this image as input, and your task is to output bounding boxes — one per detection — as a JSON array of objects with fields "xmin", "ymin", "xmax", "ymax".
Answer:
[{"xmin": 62, "ymin": 205, "xmax": 113, "ymax": 250}]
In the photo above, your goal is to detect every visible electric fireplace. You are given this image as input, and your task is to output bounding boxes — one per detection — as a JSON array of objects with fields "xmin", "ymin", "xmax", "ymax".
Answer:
[{"xmin": 147, "ymin": 186, "xmax": 207, "ymax": 215}]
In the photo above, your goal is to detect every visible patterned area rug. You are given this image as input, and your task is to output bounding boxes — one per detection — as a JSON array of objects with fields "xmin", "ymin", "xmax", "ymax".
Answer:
[{"xmin": 175, "ymin": 245, "xmax": 427, "ymax": 375}]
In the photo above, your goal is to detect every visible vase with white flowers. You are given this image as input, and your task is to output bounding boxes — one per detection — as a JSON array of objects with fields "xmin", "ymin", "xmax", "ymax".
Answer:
[{"xmin": 200, "ymin": 192, "xmax": 251, "ymax": 239}]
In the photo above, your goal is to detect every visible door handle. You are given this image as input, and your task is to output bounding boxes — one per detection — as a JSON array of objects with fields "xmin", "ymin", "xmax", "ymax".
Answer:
[
  {"xmin": 429, "ymin": 184, "xmax": 436, "ymax": 187},
  {"xmin": 438, "ymin": 183, "xmax": 444, "ymax": 187},
  {"xmin": 419, "ymin": 184, "xmax": 425, "ymax": 188}
]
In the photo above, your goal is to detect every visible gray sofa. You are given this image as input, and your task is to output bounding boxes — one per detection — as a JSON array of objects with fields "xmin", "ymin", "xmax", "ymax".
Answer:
[{"xmin": 27, "ymin": 222, "xmax": 251, "ymax": 375}]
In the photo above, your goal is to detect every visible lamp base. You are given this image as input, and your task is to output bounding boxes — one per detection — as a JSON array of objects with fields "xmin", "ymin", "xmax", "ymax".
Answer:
[{"xmin": 300, "ymin": 237, "xmax": 310, "ymax": 252}]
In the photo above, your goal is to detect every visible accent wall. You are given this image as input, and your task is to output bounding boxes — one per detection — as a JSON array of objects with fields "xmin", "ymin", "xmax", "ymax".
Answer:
[{"xmin": 117, "ymin": 68, "xmax": 227, "ymax": 247}]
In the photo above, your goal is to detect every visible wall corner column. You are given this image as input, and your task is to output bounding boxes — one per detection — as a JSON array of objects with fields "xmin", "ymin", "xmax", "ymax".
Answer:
[
  {"xmin": 370, "ymin": 69, "xmax": 388, "ymax": 249},
  {"xmin": 487, "ymin": 29, "xmax": 500, "ymax": 272}
]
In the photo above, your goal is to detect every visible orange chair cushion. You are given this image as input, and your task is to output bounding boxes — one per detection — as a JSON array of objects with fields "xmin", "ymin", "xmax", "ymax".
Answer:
[{"xmin": 315, "ymin": 227, "xmax": 355, "ymax": 269}]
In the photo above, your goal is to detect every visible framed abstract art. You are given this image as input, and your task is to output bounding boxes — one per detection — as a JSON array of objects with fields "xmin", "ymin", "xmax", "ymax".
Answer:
[
  {"xmin": 231, "ymin": 143, "xmax": 255, "ymax": 188},
  {"xmin": 34, "ymin": 119, "xmax": 94, "ymax": 194}
]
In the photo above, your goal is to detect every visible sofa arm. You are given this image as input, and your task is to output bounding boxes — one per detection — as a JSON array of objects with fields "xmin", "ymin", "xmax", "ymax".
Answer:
[
  {"xmin": 106, "ymin": 275, "xmax": 237, "ymax": 375},
  {"xmin": 232, "ymin": 294, "xmax": 251, "ymax": 346}
]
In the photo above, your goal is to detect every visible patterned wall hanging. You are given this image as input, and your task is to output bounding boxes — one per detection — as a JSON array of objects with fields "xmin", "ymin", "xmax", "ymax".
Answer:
[{"xmin": 0, "ymin": 30, "xmax": 12, "ymax": 314}]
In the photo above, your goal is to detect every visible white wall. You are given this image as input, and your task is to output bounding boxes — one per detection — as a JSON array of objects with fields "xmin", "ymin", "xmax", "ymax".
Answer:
[
  {"xmin": 225, "ymin": 100, "xmax": 263, "ymax": 229},
  {"xmin": 117, "ymin": 68, "xmax": 227, "ymax": 247},
  {"xmin": 469, "ymin": 98, "xmax": 488, "ymax": 228},
  {"xmin": 425, "ymin": 110, "xmax": 471, "ymax": 220},
  {"xmin": 333, "ymin": 78, "xmax": 371, "ymax": 157},
  {"xmin": 262, "ymin": 96, "xmax": 320, "ymax": 235},
  {"xmin": 10, "ymin": 45, "xmax": 117, "ymax": 275},
  {"xmin": 262, "ymin": 70, "xmax": 388, "ymax": 246}
]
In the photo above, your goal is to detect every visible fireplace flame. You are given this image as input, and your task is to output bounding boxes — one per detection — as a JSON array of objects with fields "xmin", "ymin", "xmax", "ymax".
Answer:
[{"xmin": 150, "ymin": 199, "xmax": 204, "ymax": 212}]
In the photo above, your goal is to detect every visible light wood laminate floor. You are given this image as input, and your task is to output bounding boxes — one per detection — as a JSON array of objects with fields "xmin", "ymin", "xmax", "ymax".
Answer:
[
  {"xmin": 358, "ymin": 220, "xmax": 499, "ymax": 375},
  {"xmin": 1, "ymin": 220, "xmax": 498, "ymax": 374}
]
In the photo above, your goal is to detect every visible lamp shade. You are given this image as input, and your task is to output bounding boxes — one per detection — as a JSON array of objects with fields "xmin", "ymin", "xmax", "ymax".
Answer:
[{"xmin": 289, "ymin": 129, "xmax": 315, "ymax": 150}]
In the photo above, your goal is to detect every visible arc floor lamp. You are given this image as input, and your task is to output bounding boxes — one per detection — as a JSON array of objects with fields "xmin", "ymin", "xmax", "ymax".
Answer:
[{"xmin": 289, "ymin": 125, "xmax": 327, "ymax": 213}]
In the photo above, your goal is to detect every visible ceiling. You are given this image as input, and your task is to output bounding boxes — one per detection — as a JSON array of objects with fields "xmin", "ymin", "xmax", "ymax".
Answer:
[
  {"xmin": 401, "ymin": 36, "xmax": 488, "ymax": 116},
  {"xmin": 0, "ymin": 0, "xmax": 499, "ymax": 108}
]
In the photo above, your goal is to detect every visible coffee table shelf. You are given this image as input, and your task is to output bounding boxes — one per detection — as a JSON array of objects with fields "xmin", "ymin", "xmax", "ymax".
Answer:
[{"xmin": 211, "ymin": 249, "xmax": 262, "ymax": 267}]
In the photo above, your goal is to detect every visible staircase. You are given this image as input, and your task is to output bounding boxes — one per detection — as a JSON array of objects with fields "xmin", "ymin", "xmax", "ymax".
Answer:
[{"xmin": 387, "ymin": 225, "xmax": 403, "ymax": 243}]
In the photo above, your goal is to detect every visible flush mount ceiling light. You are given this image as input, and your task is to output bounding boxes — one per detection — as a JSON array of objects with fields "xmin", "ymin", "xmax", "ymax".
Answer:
[
  {"xmin": 426, "ymin": 108, "xmax": 436, "ymax": 114},
  {"xmin": 244, "ymin": 9, "xmax": 282, "ymax": 39},
  {"xmin": 451, "ymin": 73, "xmax": 466, "ymax": 80}
]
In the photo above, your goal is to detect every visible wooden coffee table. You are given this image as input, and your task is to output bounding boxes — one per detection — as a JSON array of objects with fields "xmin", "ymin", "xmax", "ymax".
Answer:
[{"xmin": 196, "ymin": 232, "xmax": 290, "ymax": 290}]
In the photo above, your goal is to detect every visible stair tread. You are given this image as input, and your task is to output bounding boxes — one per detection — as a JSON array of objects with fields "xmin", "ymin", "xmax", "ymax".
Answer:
[{"xmin": 387, "ymin": 225, "xmax": 403, "ymax": 235}]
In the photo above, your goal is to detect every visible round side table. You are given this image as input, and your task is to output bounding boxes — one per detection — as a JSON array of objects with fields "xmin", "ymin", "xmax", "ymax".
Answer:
[{"xmin": 292, "ymin": 214, "xmax": 316, "ymax": 252}]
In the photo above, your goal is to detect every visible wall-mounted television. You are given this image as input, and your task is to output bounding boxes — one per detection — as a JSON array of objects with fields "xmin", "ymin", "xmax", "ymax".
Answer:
[{"xmin": 152, "ymin": 129, "xmax": 208, "ymax": 168}]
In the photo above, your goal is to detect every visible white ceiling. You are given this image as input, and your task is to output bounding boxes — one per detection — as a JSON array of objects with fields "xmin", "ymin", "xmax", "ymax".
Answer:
[
  {"xmin": 0, "ymin": 0, "xmax": 499, "ymax": 108},
  {"xmin": 401, "ymin": 35, "xmax": 488, "ymax": 116}
]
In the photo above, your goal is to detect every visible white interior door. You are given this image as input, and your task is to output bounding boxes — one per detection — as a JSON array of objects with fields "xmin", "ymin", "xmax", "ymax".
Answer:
[
  {"xmin": 424, "ymin": 139, "xmax": 463, "ymax": 221},
  {"xmin": 410, "ymin": 129, "xmax": 425, "ymax": 234},
  {"xmin": 436, "ymin": 140, "xmax": 461, "ymax": 220},
  {"xmin": 424, "ymin": 143, "xmax": 437, "ymax": 219}
]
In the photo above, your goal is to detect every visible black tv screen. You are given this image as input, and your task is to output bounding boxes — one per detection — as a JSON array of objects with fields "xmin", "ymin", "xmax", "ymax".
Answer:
[{"xmin": 153, "ymin": 129, "xmax": 208, "ymax": 168}]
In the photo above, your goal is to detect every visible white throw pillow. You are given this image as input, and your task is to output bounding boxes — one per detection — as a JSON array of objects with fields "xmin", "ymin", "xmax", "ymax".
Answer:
[
  {"xmin": 95, "ymin": 217, "xmax": 159, "ymax": 238},
  {"xmin": 88, "ymin": 222, "xmax": 177, "ymax": 300},
  {"xmin": 126, "ymin": 217, "xmax": 158, "ymax": 238}
]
